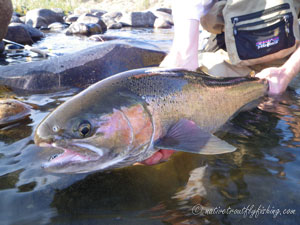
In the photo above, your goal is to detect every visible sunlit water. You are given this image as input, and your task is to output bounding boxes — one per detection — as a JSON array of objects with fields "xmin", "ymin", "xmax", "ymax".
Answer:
[{"xmin": 1, "ymin": 28, "xmax": 300, "ymax": 225}]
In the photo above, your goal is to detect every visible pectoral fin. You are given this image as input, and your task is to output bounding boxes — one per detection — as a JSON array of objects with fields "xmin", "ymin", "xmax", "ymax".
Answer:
[{"xmin": 154, "ymin": 119, "xmax": 236, "ymax": 155}]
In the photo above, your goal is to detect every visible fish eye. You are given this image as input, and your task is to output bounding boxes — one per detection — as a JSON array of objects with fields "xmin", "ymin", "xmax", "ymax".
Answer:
[
  {"xmin": 78, "ymin": 122, "xmax": 91, "ymax": 137},
  {"xmin": 53, "ymin": 125, "xmax": 59, "ymax": 132}
]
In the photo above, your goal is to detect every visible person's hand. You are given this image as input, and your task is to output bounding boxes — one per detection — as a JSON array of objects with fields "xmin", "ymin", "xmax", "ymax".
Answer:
[
  {"xmin": 140, "ymin": 149, "xmax": 175, "ymax": 165},
  {"xmin": 255, "ymin": 67, "xmax": 292, "ymax": 95}
]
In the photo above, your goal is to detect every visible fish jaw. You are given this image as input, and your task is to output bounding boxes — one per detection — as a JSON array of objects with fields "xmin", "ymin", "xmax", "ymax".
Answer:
[{"xmin": 38, "ymin": 142, "xmax": 110, "ymax": 173}]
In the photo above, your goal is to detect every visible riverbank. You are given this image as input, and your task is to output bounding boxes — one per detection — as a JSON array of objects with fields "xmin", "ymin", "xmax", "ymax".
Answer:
[{"xmin": 12, "ymin": 0, "xmax": 172, "ymax": 15}]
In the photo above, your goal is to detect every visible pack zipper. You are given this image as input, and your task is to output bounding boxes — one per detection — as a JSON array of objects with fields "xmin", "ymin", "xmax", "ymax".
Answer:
[
  {"xmin": 233, "ymin": 12, "xmax": 292, "ymax": 36},
  {"xmin": 231, "ymin": 3, "xmax": 290, "ymax": 24}
]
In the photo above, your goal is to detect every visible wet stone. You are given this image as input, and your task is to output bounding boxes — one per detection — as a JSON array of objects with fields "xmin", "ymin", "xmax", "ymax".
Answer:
[
  {"xmin": 64, "ymin": 15, "xmax": 79, "ymax": 23},
  {"xmin": 65, "ymin": 22, "xmax": 103, "ymax": 36},
  {"xmin": 0, "ymin": 99, "xmax": 31, "ymax": 125},
  {"xmin": 48, "ymin": 22, "xmax": 68, "ymax": 31}
]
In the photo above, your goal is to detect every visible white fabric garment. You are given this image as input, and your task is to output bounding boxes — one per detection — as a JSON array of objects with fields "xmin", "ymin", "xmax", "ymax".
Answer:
[
  {"xmin": 160, "ymin": 0, "xmax": 216, "ymax": 70},
  {"xmin": 172, "ymin": 0, "xmax": 215, "ymax": 21}
]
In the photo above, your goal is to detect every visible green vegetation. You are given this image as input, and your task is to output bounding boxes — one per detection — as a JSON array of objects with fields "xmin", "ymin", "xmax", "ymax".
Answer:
[
  {"xmin": 12, "ymin": 0, "xmax": 169, "ymax": 15},
  {"xmin": 12, "ymin": 0, "xmax": 82, "ymax": 14}
]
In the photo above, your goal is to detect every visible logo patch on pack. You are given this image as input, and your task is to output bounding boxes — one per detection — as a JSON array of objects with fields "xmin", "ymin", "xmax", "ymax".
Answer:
[{"xmin": 256, "ymin": 37, "xmax": 279, "ymax": 50}]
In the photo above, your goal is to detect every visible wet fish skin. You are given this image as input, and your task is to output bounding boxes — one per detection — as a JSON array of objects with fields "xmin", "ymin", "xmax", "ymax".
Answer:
[{"xmin": 34, "ymin": 67, "xmax": 268, "ymax": 173}]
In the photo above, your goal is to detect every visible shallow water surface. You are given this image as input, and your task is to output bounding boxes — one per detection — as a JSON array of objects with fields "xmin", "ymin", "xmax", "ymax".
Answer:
[{"xmin": 1, "ymin": 29, "xmax": 300, "ymax": 225}]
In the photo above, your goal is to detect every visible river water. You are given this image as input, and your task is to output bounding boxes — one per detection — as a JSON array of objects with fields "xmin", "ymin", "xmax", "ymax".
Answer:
[{"xmin": 1, "ymin": 28, "xmax": 300, "ymax": 225}]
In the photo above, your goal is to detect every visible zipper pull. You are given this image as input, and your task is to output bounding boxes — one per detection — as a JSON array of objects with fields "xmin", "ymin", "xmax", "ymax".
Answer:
[
  {"xmin": 233, "ymin": 17, "xmax": 239, "ymax": 35},
  {"xmin": 283, "ymin": 15, "xmax": 290, "ymax": 34}
]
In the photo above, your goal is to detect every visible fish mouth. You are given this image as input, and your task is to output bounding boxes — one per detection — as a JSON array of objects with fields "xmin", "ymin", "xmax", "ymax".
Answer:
[{"xmin": 39, "ymin": 142, "xmax": 104, "ymax": 170}]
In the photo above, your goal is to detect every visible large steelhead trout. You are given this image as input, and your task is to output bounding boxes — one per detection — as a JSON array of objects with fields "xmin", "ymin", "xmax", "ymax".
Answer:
[{"xmin": 34, "ymin": 68, "xmax": 268, "ymax": 173}]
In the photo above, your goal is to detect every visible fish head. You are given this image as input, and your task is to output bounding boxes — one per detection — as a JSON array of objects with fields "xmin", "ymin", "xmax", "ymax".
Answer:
[{"xmin": 34, "ymin": 83, "xmax": 154, "ymax": 173}]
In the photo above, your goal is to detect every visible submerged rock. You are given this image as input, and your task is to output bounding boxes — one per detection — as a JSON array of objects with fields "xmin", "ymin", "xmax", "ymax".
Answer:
[
  {"xmin": 0, "ymin": 99, "xmax": 31, "ymax": 125},
  {"xmin": 0, "ymin": 41, "xmax": 166, "ymax": 93}
]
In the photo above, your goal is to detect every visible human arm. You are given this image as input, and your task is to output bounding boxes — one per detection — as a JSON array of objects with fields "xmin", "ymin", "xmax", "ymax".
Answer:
[
  {"xmin": 160, "ymin": 0, "xmax": 215, "ymax": 70},
  {"xmin": 256, "ymin": 45, "xmax": 300, "ymax": 95},
  {"xmin": 159, "ymin": 19, "xmax": 200, "ymax": 70},
  {"xmin": 142, "ymin": 1, "xmax": 214, "ymax": 165}
]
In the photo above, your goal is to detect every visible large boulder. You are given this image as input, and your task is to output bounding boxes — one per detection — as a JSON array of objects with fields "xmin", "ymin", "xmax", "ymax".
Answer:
[
  {"xmin": 0, "ymin": 0, "xmax": 13, "ymax": 51},
  {"xmin": 0, "ymin": 41, "xmax": 166, "ymax": 93},
  {"xmin": 25, "ymin": 9, "xmax": 64, "ymax": 28},
  {"xmin": 120, "ymin": 11, "xmax": 157, "ymax": 27},
  {"xmin": 5, "ymin": 23, "xmax": 44, "ymax": 44}
]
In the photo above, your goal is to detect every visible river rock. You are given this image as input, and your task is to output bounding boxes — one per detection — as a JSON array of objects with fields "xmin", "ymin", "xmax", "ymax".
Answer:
[
  {"xmin": 77, "ymin": 13, "xmax": 107, "ymax": 32},
  {"xmin": 0, "ymin": 41, "xmax": 166, "ymax": 93},
  {"xmin": 19, "ymin": 16, "xmax": 26, "ymax": 23},
  {"xmin": 0, "ymin": 0, "xmax": 13, "ymax": 41},
  {"xmin": 5, "ymin": 23, "xmax": 44, "ymax": 44},
  {"xmin": 152, "ymin": 11, "xmax": 173, "ymax": 28},
  {"xmin": 89, "ymin": 34, "xmax": 129, "ymax": 42},
  {"xmin": 0, "ymin": 99, "xmax": 31, "ymax": 125},
  {"xmin": 13, "ymin": 12, "xmax": 21, "ymax": 17},
  {"xmin": 120, "ymin": 11, "xmax": 157, "ymax": 27},
  {"xmin": 156, "ymin": 8, "xmax": 172, "ymax": 15},
  {"xmin": 25, "ymin": 9, "xmax": 64, "ymax": 28},
  {"xmin": 65, "ymin": 22, "xmax": 102, "ymax": 35},
  {"xmin": 0, "ymin": 41, "xmax": 4, "ymax": 53},
  {"xmin": 5, "ymin": 24, "xmax": 33, "ymax": 45},
  {"xmin": 154, "ymin": 18, "xmax": 172, "ymax": 29},
  {"xmin": 103, "ymin": 11, "xmax": 123, "ymax": 20},
  {"xmin": 48, "ymin": 22, "xmax": 68, "ymax": 31},
  {"xmin": 92, "ymin": 10, "xmax": 107, "ymax": 18},
  {"xmin": 51, "ymin": 8, "xmax": 65, "ymax": 18},
  {"xmin": 74, "ymin": 7, "xmax": 107, "ymax": 16},
  {"xmin": 101, "ymin": 12, "xmax": 123, "ymax": 29},
  {"xmin": 64, "ymin": 15, "xmax": 78, "ymax": 23},
  {"xmin": 101, "ymin": 17, "xmax": 122, "ymax": 29},
  {"xmin": 11, "ymin": 15, "xmax": 23, "ymax": 23},
  {"xmin": 5, "ymin": 44, "xmax": 23, "ymax": 52}
]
